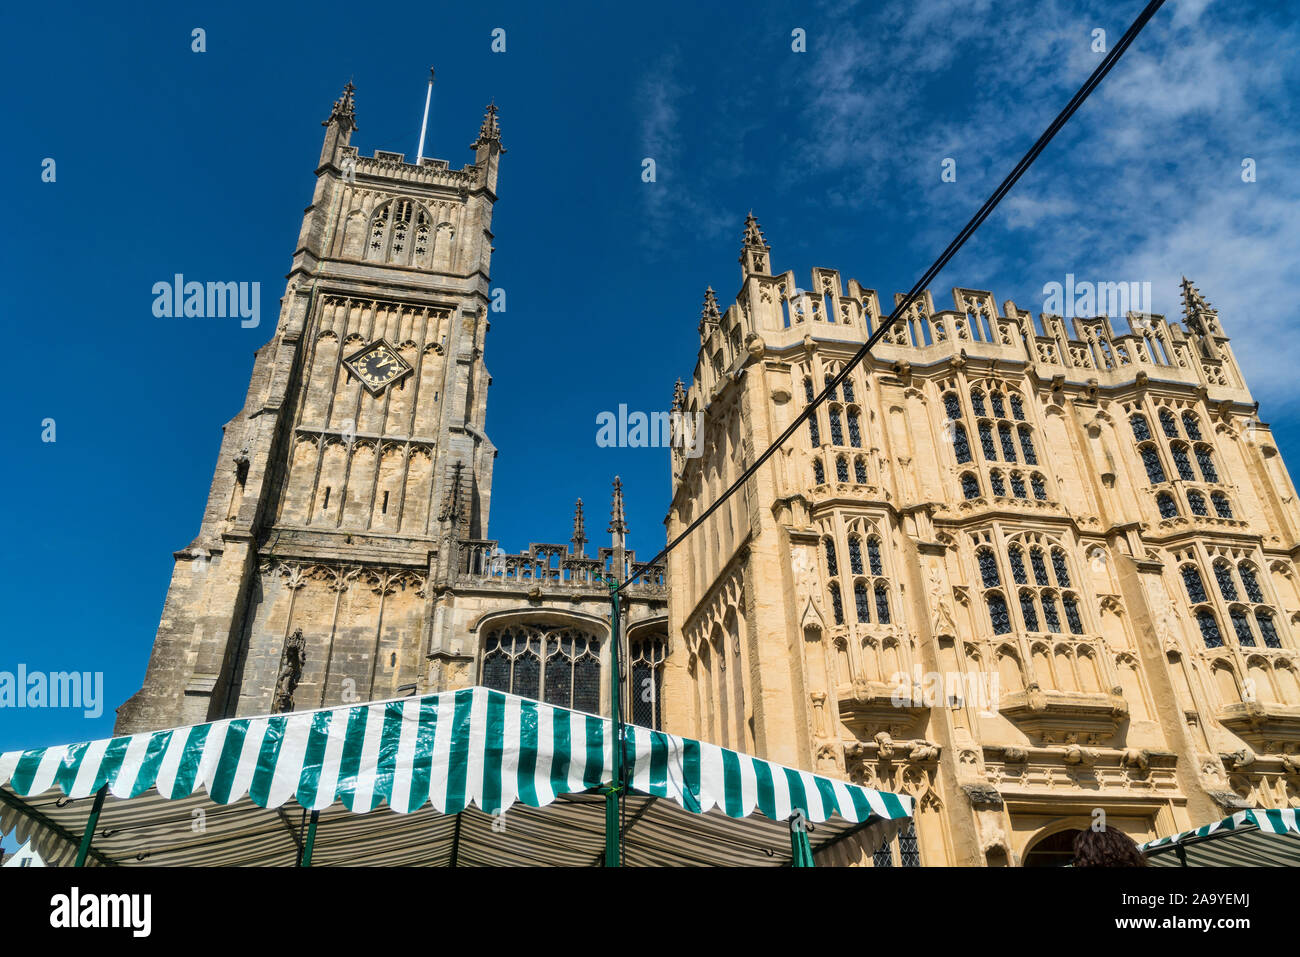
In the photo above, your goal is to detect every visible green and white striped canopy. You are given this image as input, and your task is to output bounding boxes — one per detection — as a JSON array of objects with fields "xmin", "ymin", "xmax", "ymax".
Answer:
[
  {"xmin": 0, "ymin": 686, "xmax": 912, "ymax": 867},
  {"xmin": 1140, "ymin": 809, "xmax": 1300, "ymax": 867}
]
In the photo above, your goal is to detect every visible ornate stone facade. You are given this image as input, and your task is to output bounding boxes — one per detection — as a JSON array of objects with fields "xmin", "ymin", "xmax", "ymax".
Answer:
[
  {"xmin": 662, "ymin": 214, "xmax": 1300, "ymax": 865},
  {"xmin": 116, "ymin": 85, "xmax": 667, "ymax": 735}
]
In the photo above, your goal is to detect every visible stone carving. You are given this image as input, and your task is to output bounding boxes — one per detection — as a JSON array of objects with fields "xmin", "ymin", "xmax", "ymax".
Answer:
[{"xmin": 272, "ymin": 629, "xmax": 307, "ymax": 714}]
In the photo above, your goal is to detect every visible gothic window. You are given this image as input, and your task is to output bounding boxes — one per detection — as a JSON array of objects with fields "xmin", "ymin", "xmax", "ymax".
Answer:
[
  {"xmin": 1230, "ymin": 609, "xmax": 1255, "ymax": 647},
  {"xmin": 1182, "ymin": 565, "xmax": 1208, "ymax": 603},
  {"xmin": 1051, "ymin": 549, "xmax": 1071, "ymax": 588},
  {"xmin": 1130, "ymin": 414, "xmax": 1151, "ymax": 441},
  {"xmin": 1188, "ymin": 490, "xmax": 1208, "ymax": 516},
  {"xmin": 824, "ymin": 373, "xmax": 837, "ymax": 402},
  {"xmin": 1197, "ymin": 609, "xmax": 1223, "ymax": 648},
  {"xmin": 988, "ymin": 594, "xmax": 1011, "ymax": 634},
  {"xmin": 855, "ymin": 581, "xmax": 871, "ymax": 622},
  {"xmin": 897, "ymin": 822, "xmax": 921, "ymax": 867},
  {"xmin": 979, "ymin": 422, "xmax": 997, "ymax": 459},
  {"xmin": 368, "ymin": 205, "xmax": 389, "ymax": 253},
  {"xmin": 868, "ymin": 538, "xmax": 884, "ymax": 576},
  {"xmin": 1030, "ymin": 548, "xmax": 1049, "ymax": 586},
  {"xmin": 824, "ymin": 538, "xmax": 839, "ymax": 576},
  {"xmin": 1214, "ymin": 562, "xmax": 1238, "ymax": 601},
  {"xmin": 875, "ymin": 582, "xmax": 891, "ymax": 624},
  {"xmin": 804, "ymin": 377, "xmax": 815, "ymax": 403},
  {"xmin": 944, "ymin": 392, "xmax": 962, "ymax": 420},
  {"xmin": 849, "ymin": 536, "xmax": 864, "ymax": 575},
  {"xmin": 1171, "ymin": 444, "xmax": 1194, "ymax": 482},
  {"xmin": 978, "ymin": 548, "xmax": 1000, "ymax": 588},
  {"xmin": 970, "ymin": 389, "xmax": 987, "ymax": 416},
  {"xmin": 1018, "ymin": 426, "xmax": 1038, "ymax": 465},
  {"xmin": 842, "ymin": 377, "xmax": 855, "ymax": 403},
  {"xmin": 1239, "ymin": 564, "xmax": 1264, "ymax": 603},
  {"xmin": 1031, "ymin": 473, "xmax": 1047, "ymax": 500},
  {"xmin": 1211, "ymin": 492, "xmax": 1232, "ymax": 518},
  {"xmin": 414, "ymin": 211, "xmax": 430, "ymax": 257},
  {"xmin": 961, "ymin": 472, "xmax": 980, "ymax": 499},
  {"xmin": 854, "ymin": 457, "xmax": 868, "ymax": 484},
  {"xmin": 482, "ymin": 626, "xmax": 601, "ymax": 713},
  {"xmin": 829, "ymin": 582, "xmax": 844, "ymax": 625},
  {"xmin": 629, "ymin": 636, "xmax": 667, "ymax": 729},
  {"xmin": 1157, "ymin": 492, "xmax": 1178, "ymax": 518},
  {"xmin": 1009, "ymin": 547, "xmax": 1028, "ymax": 585},
  {"xmin": 999, "ymin": 423, "xmax": 1018, "ymax": 461},
  {"xmin": 1020, "ymin": 592, "xmax": 1040, "ymax": 631},
  {"xmin": 1195, "ymin": 446, "xmax": 1218, "ymax": 483},
  {"xmin": 1182, "ymin": 412, "xmax": 1202, "ymax": 440},
  {"xmin": 809, "ymin": 416, "xmax": 821, "ymax": 447},
  {"xmin": 1258, "ymin": 613, "xmax": 1282, "ymax": 649},
  {"xmin": 1140, "ymin": 445, "xmax": 1166, "ymax": 485},
  {"xmin": 1159, "ymin": 408, "xmax": 1178, "ymax": 438},
  {"xmin": 1010, "ymin": 472, "xmax": 1027, "ymax": 499},
  {"xmin": 990, "ymin": 470, "xmax": 1006, "ymax": 497},
  {"xmin": 990, "ymin": 391, "xmax": 1006, "ymax": 418},
  {"xmin": 829, "ymin": 407, "xmax": 844, "ymax": 445},
  {"xmin": 1010, "ymin": 393, "xmax": 1025, "ymax": 421},
  {"xmin": 813, "ymin": 460, "xmax": 825, "ymax": 484},
  {"xmin": 836, "ymin": 456, "xmax": 850, "ymax": 482},
  {"xmin": 848, "ymin": 410, "xmax": 862, "ymax": 447},
  {"xmin": 1063, "ymin": 595, "xmax": 1084, "ymax": 634},
  {"xmin": 953, "ymin": 423, "xmax": 972, "ymax": 463},
  {"xmin": 1042, "ymin": 593, "xmax": 1062, "ymax": 633}
]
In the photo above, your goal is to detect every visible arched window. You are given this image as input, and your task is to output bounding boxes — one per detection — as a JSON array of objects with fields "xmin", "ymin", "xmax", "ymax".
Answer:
[
  {"xmin": 1196, "ymin": 609, "xmax": 1223, "ymax": 648},
  {"xmin": 867, "ymin": 538, "xmax": 884, "ymax": 576},
  {"xmin": 943, "ymin": 392, "xmax": 962, "ymax": 420},
  {"xmin": 1042, "ymin": 593, "xmax": 1062, "ymax": 633},
  {"xmin": 836, "ymin": 456, "xmax": 850, "ymax": 482},
  {"xmin": 1195, "ymin": 446, "xmax": 1218, "ymax": 483},
  {"xmin": 823, "ymin": 373, "xmax": 837, "ymax": 402},
  {"xmin": 979, "ymin": 422, "xmax": 997, "ymax": 459},
  {"xmin": 990, "ymin": 391, "xmax": 1006, "ymax": 418},
  {"xmin": 809, "ymin": 416, "xmax": 820, "ymax": 447},
  {"xmin": 1187, "ymin": 490, "xmax": 1208, "ymax": 516},
  {"xmin": 1010, "ymin": 473, "xmax": 1027, "ymax": 499},
  {"xmin": 1182, "ymin": 565, "xmax": 1208, "ymax": 603},
  {"xmin": 1063, "ymin": 595, "xmax": 1084, "ymax": 635},
  {"xmin": 1159, "ymin": 408, "xmax": 1178, "ymax": 438},
  {"xmin": 961, "ymin": 472, "xmax": 980, "ymax": 499},
  {"xmin": 1157, "ymin": 492, "xmax": 1178, "ymax": 518},
  {"xmin": 1030, "ymin": 549, "xmax": 1049, "ymax": 585},
  {"xmin": 1018, "ymin": 426, "xmax": 1038, "ymax": 465},
  {"xmin": 1140, "ymin": 446, "xmax": 1166, "ymax": 485},
  {"xmin": 970, "ymin": 389, "xmax": 987, "ymax": 416},
  {"xmin": 842, "ymin": 377, "xmax": 855, "ymax": 403},
  {"xmin": 1239, "ymin": 564, "xmax": 1264, "ymax": 603},
  {"xmin": 1258, "ymin": 613, "xmax": 1282, "ymax": 649},
  {"xmin": 998, "ymin": 423, "xmax": 1018, "ymax": 461},
  {"xmin": 847, "ymin": 411, "xmax": 862, "ymax": 447},
  {"xmin": 848, "ymin": 536, "xmax": 864, "ymax": 575},
  {"xmin": 1230, "ymin": 609, "xmax": 1255, "ymax": 646},
  {"xmin": 813, "ymin": 460, "xmax": 825, "ymax": 484},
  {"xmin": 990, "ymin": 470, "xmax": 1006, "ymax": 497},
  {"xmin": 829, "ymin": 582, "xmax": 844, "ymax": 625},
  {"xmin": 1182, "ymin": 412, "xmax": 1202, "ymax": 440},
  {"xmin": 1171, "ymin": 444, "xmax": 1194, "ymax": 481},
  {"xmin": 978, "ymin": 548, "xmax": 1001, "ymax": 588},
  {"xmin": 824, "ymin": 538, "xmax": 838, "ymax": 576},
  {"xmin": 1009, "ymin": 393, "xmax": 1025, "ymax": 421},
  {"xmin": 854, "ymin": 457, "xmax": 867, "ymax": 484},
  {"xmin": 953, "ymin": 423, "xmax": 971, "ymax": 463},
  {"xmin": 1051, "ymin": 549, "xmax": 1071, "ymax": 588},
  {"xmin": 482, "ymin": 625, "xmax": 601, "ymax": 712},
  {"xmin": 875, "ymin": 582, "xmax": 891, "ymax": 623},
  {"xmin": 629, "ymin": 635, "xmax": 667, "ymax": 729},
  {"xmin": 1009, "ymin": 547, "xmax": 1028, "ymax": 584},
  {"xmin": 804, "ymin": 377, "xmax": 815, "ymax": 403},
  {"xmin": 829, "ymin": 407, "xmax": 844, "ymax": 445},
  {"xmin": 365, "ymin": 199, "xmax": 429, "ymax": 266},
  {"xmin": 1211, "ymin": 492, "xmax": 1232, "ymax": 519},
  {"xmin": 1214, "ymin": 562, "xmax": 1238, "ymax": 601},
  {"xmin": 987, "ymin": 594, "xmax": 1011, "ymax": 634},
  {"xmin": 1020, "ymin": 592, "xmax": 1040, "ymax": 631},
  {"xmin": 1031, "ymin": 473, "xmax": 1047, "ymax": 500},
  {"xmin": 1130, "ymin": 414, "xmax": 1151, "ymax": 441},
  {"xmin": 854, "ymin": 581, "xmax": 870, "ymax": 622}
]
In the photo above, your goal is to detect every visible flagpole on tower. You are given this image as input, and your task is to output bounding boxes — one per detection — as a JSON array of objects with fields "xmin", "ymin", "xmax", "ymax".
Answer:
[{"xmin": 416, "ymin": 66, "xmax": 435, "ymax": 165}]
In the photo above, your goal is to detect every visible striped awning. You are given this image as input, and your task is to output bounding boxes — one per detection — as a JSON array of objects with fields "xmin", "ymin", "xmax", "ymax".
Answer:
[
  {"xmin": 1140, "ymin": 809, "xmax": 1300, "ymax": 867},
  {"xmin": 0, "ymin": 686, "xmax": 912, "ymax": 867}
]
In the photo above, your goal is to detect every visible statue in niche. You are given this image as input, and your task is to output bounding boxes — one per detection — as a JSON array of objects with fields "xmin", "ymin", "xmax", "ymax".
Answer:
[
  {"xmin": 929, "ymin": 563, "xmax": 957, "ymax": 638},
  {"xmin": 272, "ymin": 629, "xmax": 308, "ymax": 714}
]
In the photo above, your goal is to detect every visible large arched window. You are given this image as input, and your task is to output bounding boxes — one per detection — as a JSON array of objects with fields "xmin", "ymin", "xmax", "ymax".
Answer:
[
  {"xmin": 629, "ymin": 635, "xmax": 667, "ymax": 729},
  {"xmin": 365, "ymin": 199, "xmax": 432, "ymax": 267},
  {"xmin": 482, "ymin": 624, "xmax": 602, "ymax": 712}
]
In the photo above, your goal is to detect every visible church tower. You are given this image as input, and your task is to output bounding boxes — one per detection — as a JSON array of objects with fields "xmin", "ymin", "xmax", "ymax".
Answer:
[{"xmin": 116, "ymin": 83, "xmax": 507, "ymax": 732}]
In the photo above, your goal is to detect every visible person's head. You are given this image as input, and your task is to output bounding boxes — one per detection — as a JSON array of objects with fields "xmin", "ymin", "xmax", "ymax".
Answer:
[{"xmin": 1072, "ymin": 827, "xmax": 1147, "ymax": 867}]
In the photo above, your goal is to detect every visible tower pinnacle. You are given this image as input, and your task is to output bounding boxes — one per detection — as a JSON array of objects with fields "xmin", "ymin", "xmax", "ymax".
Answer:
[
  {"xmin": 471, "ymin": 101, "xmax": 506, "ymax": 153},
  {"xmin": 319, "ymin": 80, "xmax": 357, "ymax": 169},
  {"xmin": 739, "ymin": 211, "xmax": 771, "ymax": 277},
  {"xmin": 608, "ymin": 476, "xmax": 628, "ymax": 549},
  {"xmin": 1180, "ymin": 276, "xmax": 1218, "ymax": 336},
  {"xmin": 699, "ymin": 286, "xmax": 722, "ymax": 338},
  {"xmin": 571, "ymin": 498, "xmax": 587, "ymax": 557}
]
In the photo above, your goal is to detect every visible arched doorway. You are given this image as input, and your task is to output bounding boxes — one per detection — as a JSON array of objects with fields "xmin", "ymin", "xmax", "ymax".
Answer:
[{"xmin": 1022, "ymin": 828, "xmax": 1084, "ymax": 867}]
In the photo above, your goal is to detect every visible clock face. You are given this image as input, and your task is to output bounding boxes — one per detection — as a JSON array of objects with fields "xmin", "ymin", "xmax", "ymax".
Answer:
[{"xmin": 343, "ymin": 340, "xmax": 413, "ymax": 395}]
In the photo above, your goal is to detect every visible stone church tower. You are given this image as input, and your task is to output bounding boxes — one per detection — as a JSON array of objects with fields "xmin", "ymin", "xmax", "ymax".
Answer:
[
  {"xmin": 662, "ymin": 215, "xmax": 1300, "ymax": 865},
  {"xmin": 117, "ymin": 84, "xmax": 667, "ymax": 735}
]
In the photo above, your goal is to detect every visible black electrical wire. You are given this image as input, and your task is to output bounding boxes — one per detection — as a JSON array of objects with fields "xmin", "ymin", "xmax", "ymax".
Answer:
[{"xmin": 620, "ymin": 0, "xmax": 1167, "ymax": 593}]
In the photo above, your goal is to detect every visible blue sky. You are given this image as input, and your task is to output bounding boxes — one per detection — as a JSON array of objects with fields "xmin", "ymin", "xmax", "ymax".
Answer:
[{"xmin": 3, "ymin": 0, "xmax": 1299, "ymax": 760}]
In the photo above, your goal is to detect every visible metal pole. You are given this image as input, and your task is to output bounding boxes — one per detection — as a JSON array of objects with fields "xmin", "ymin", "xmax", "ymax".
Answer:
[
  {"xmin": 415, "ymin": 67, "xmax": 435, "ymax": 164},
  {"xmin": 603, "ymin": 577, "xmax": 623, "ymax": 867},
  {"xmin": 789, "ymin": 813, "xmax": 815, "ymax": 868},
  {"xmin": 298, "ymin": 810, "xmax": 320, "ymax": 867},
  {"xmin": 74, "ymin": 785, "xmax": 108, "ymax": 867}
]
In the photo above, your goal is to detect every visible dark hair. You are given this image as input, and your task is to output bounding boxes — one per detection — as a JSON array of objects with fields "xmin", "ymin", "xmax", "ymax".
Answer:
[{"xmin": 1072, "ymin": 827, "xmax": 1147, "ymax": 867}]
